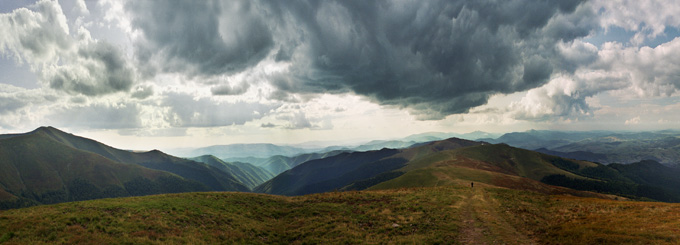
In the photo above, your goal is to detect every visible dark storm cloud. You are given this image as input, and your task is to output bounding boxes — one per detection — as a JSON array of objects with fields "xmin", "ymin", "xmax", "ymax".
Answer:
[
  {"xmin": 127, "ymin": 0, "xmax": 596, "ymax": 119},
  {"xmin": 161, "ymin": 92, "xmax": 280, "ymax": 127},
  {"xmin": 126, "ymin": 0, "xmax": 274, "ymax": 78},
  {"xmin": 267, "ymin": 0, "xmax": 595, "ymax": 119},
  {"xmin": 260, "ymin": 122, "xmax": 276, "ymax": 128}
]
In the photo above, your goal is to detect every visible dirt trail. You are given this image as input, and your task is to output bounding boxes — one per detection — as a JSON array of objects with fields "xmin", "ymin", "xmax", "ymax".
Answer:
[{"xmin": 456, "ymin": 186, "xmax": 536, "ymax": 244}]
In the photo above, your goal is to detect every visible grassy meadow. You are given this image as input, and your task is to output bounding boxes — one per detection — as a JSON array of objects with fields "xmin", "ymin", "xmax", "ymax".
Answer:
[
  {"xmin": 2, "ymin": 184, "xmax": 680, "ymax": 244},
  {"xmin": 0, "ymin": 187, "xmax": 463, "ymax": 244}
]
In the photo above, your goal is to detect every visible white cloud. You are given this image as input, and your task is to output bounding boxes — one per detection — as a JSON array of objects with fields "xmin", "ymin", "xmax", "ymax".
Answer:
[
  {"xmin": 0, "ymin": 0, "xmax": 136, "ymax": 96},
  {"xmin": 211, "ymin": 82, "xmax": 250, "ymax": 96},
  {"xmin": 594, "ymin": 0, "xmax": 680, "ymax": 43},
  {"xmin": 161, "ymin": 92, "xmax": 280, "ymax": 127},
  {"xmin": 130, "ymin": 84, "xmax": 153, "ymax": 99},
  {"xmin": 73, "ymin": 0, "xmax": 89, "ymax": 16},
  {"xmin": 509, "ymin": 76, "xmax": 592, "ymax": 121},
  {"xmin": 598, "ymin": 39, "xmax": 680, "ymax": 97},
  {"xmin": 624, "ymin": 116, "xmax": 641, "ymax": 125},
  {"xmin": 0, "ymin": 84, "xmax": 61, "ymax": 130},
  {"xmin": 508, "ymin": 35, "xmax": 680, "ymax": 122},
  {"xmin": 48, "ymin": 102, "xmax": 143, "ymax": 129}
]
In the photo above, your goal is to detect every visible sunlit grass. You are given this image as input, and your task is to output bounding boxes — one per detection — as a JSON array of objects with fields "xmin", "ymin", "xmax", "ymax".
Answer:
[
  {"xmin": 0, "ymin": 188, "xmax": 464, "ymax": 244},
  {"xmin": 2, "ymin": 186, "xmax": 680, "ymax": 244},
  {"xmin": 490, "ymin": 188, "xmax": 680, "ymax": 244}
]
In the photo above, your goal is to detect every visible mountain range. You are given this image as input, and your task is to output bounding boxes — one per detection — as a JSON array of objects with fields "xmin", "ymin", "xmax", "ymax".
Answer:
[
  {"xmin": 255, "ymin": 137, "xmax": 680, "ymax": 202},
  {"xmin": 4, "ymin": 126, "xmax": 680, "ymax": 211},
  {"xmin": 166, "ymin": 130, "xmax": 500, "ymax": 159},
  {"xmin": 482, "ymin": 130, "xmax": 680, "ymax": 165},
  {"xmin": 3, "ymin": 127, "xmax": 680, "ymax": 243}
]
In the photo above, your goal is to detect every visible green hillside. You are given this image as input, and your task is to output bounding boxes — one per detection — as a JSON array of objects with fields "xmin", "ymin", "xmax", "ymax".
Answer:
[
  {"xmin": 255, "ymin": 148, "xmax": 406, "ymax": 195},
  {"xmin": 9, "ymin": 127, "xmax": 249, "ymax": 192},
  {"xmin": 255, "ymin": 134, "xmax": 680, "ymax": 203},
  {"xmin": 255, "ymin": 138, "xmax": 483, "ymax": 196},
  {"xmin": 133, "ymin": 151, "xmax": 248, "ymax": 192},
  {"xmin": 0, "ymin": 130, "xmax": 206, "ymax": 209},
  {"xmin": 190, "ymin": 155, "xmax": 274, "ymax": 189},
  {"xmin": 369, "ymin": 143, "xmax": 680, "ymax": 202},
  {"xmin": 1, "ymin": 186, "xmax": 679, "ymax": 244}
]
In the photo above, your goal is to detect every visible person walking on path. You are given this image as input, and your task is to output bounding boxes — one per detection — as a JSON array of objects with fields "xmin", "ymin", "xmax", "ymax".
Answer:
[{"xmin": 471, "ymin": 182, "xmax": 474, "ymax": 188}]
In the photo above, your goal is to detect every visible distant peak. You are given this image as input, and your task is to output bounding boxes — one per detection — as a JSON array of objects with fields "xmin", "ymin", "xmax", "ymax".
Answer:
[
  {"xmin": 197, "ymin": 154, "xmax": 220, "ymax": 159},
  {"xmin": 31, "ymin": 126, "xmax": 64, "ymax": 134}
]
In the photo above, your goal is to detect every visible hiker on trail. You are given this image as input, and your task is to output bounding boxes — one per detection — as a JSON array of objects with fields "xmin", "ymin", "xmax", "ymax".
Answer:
[{"xmin": 471, "ymin": 182, "xmax": 474, "ymax": 188}]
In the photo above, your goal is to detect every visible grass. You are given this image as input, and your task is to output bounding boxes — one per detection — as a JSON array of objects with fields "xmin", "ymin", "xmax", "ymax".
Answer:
[
  {"xmin": 489, "ymin": 188, "xmax": 680, "ymax": 244},
  {"xmin": 2, "ymin": 183, "xmax": 680, "ymax": 244},
  {"xmin": 0, "ymin": 188, "xmax": 464, "ymax": 244}
]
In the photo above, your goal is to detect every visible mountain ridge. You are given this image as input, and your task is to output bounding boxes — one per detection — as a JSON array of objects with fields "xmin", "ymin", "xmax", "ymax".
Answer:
[
  {"xmin": 0, "ymin": 127, "xmax": 251, "ymax": 209},
  {"xmin": 0, "ymin": 129, "xmax": 208, "ymax": 209},
  {"xmin": 24, "ymin": 127, "xmax": 249, "ymax": 192}
]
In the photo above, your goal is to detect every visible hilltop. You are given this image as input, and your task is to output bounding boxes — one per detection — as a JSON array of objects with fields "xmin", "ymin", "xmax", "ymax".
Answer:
[
  {"xmin": 255, "ymin": 137, "xmax": 483, "ymax": 195},
  {"xmin": 0, "ymin": 127, "xmax": 249, "ymax": 209},
  {"xmin": 1, "ymin": 186, "xmax": 679, "ymax": 244}
]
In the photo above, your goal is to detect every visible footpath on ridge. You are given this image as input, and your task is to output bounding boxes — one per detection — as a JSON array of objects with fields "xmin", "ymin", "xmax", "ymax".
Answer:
[{"xmin": 456, "ymin": 186, "xmax": 536, "ymax": 244}]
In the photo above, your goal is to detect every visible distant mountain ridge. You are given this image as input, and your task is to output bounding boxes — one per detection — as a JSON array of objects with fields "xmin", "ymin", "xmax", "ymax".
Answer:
[
  {"xmin": 166, "ymin": 131, "xmax": 500, "ymax": 160},
  {"xmin": 176, "ymin": 143, "xmax": 317, "ymax": 159},
  {"xmin": 482, "ymin": 130, "xmax": 680, "ymax": 165}
]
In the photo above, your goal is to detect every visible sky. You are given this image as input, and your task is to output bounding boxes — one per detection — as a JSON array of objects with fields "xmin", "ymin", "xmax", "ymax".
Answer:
[{"xmin": 1, "ymin": 0, "xmax": 680, "ymax": 150}]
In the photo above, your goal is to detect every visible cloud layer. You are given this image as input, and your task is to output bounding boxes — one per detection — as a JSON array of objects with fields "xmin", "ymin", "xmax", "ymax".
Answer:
[
  {"xmin": 126, "ymin": 0, "xmax": 273, "ymax": 78},
  {"xmin": 121, "ymin": 0, "xmax": 596, "ymax": 119},
  {"xmin": 0, "ymin": 0, "xmax": 136, "ymax": 96},
  {"xmin": 161, "ymin": 92, "xmax": 279, "ymax": 127},
  {"xmin": 3, "ymin": 0, "xmax": 680, "ymax": 138}
]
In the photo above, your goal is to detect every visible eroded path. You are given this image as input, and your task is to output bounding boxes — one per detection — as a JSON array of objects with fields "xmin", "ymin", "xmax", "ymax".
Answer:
[{"xmin": 456, "ymin": 186, "xmax": 536, "ymax": 244}]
